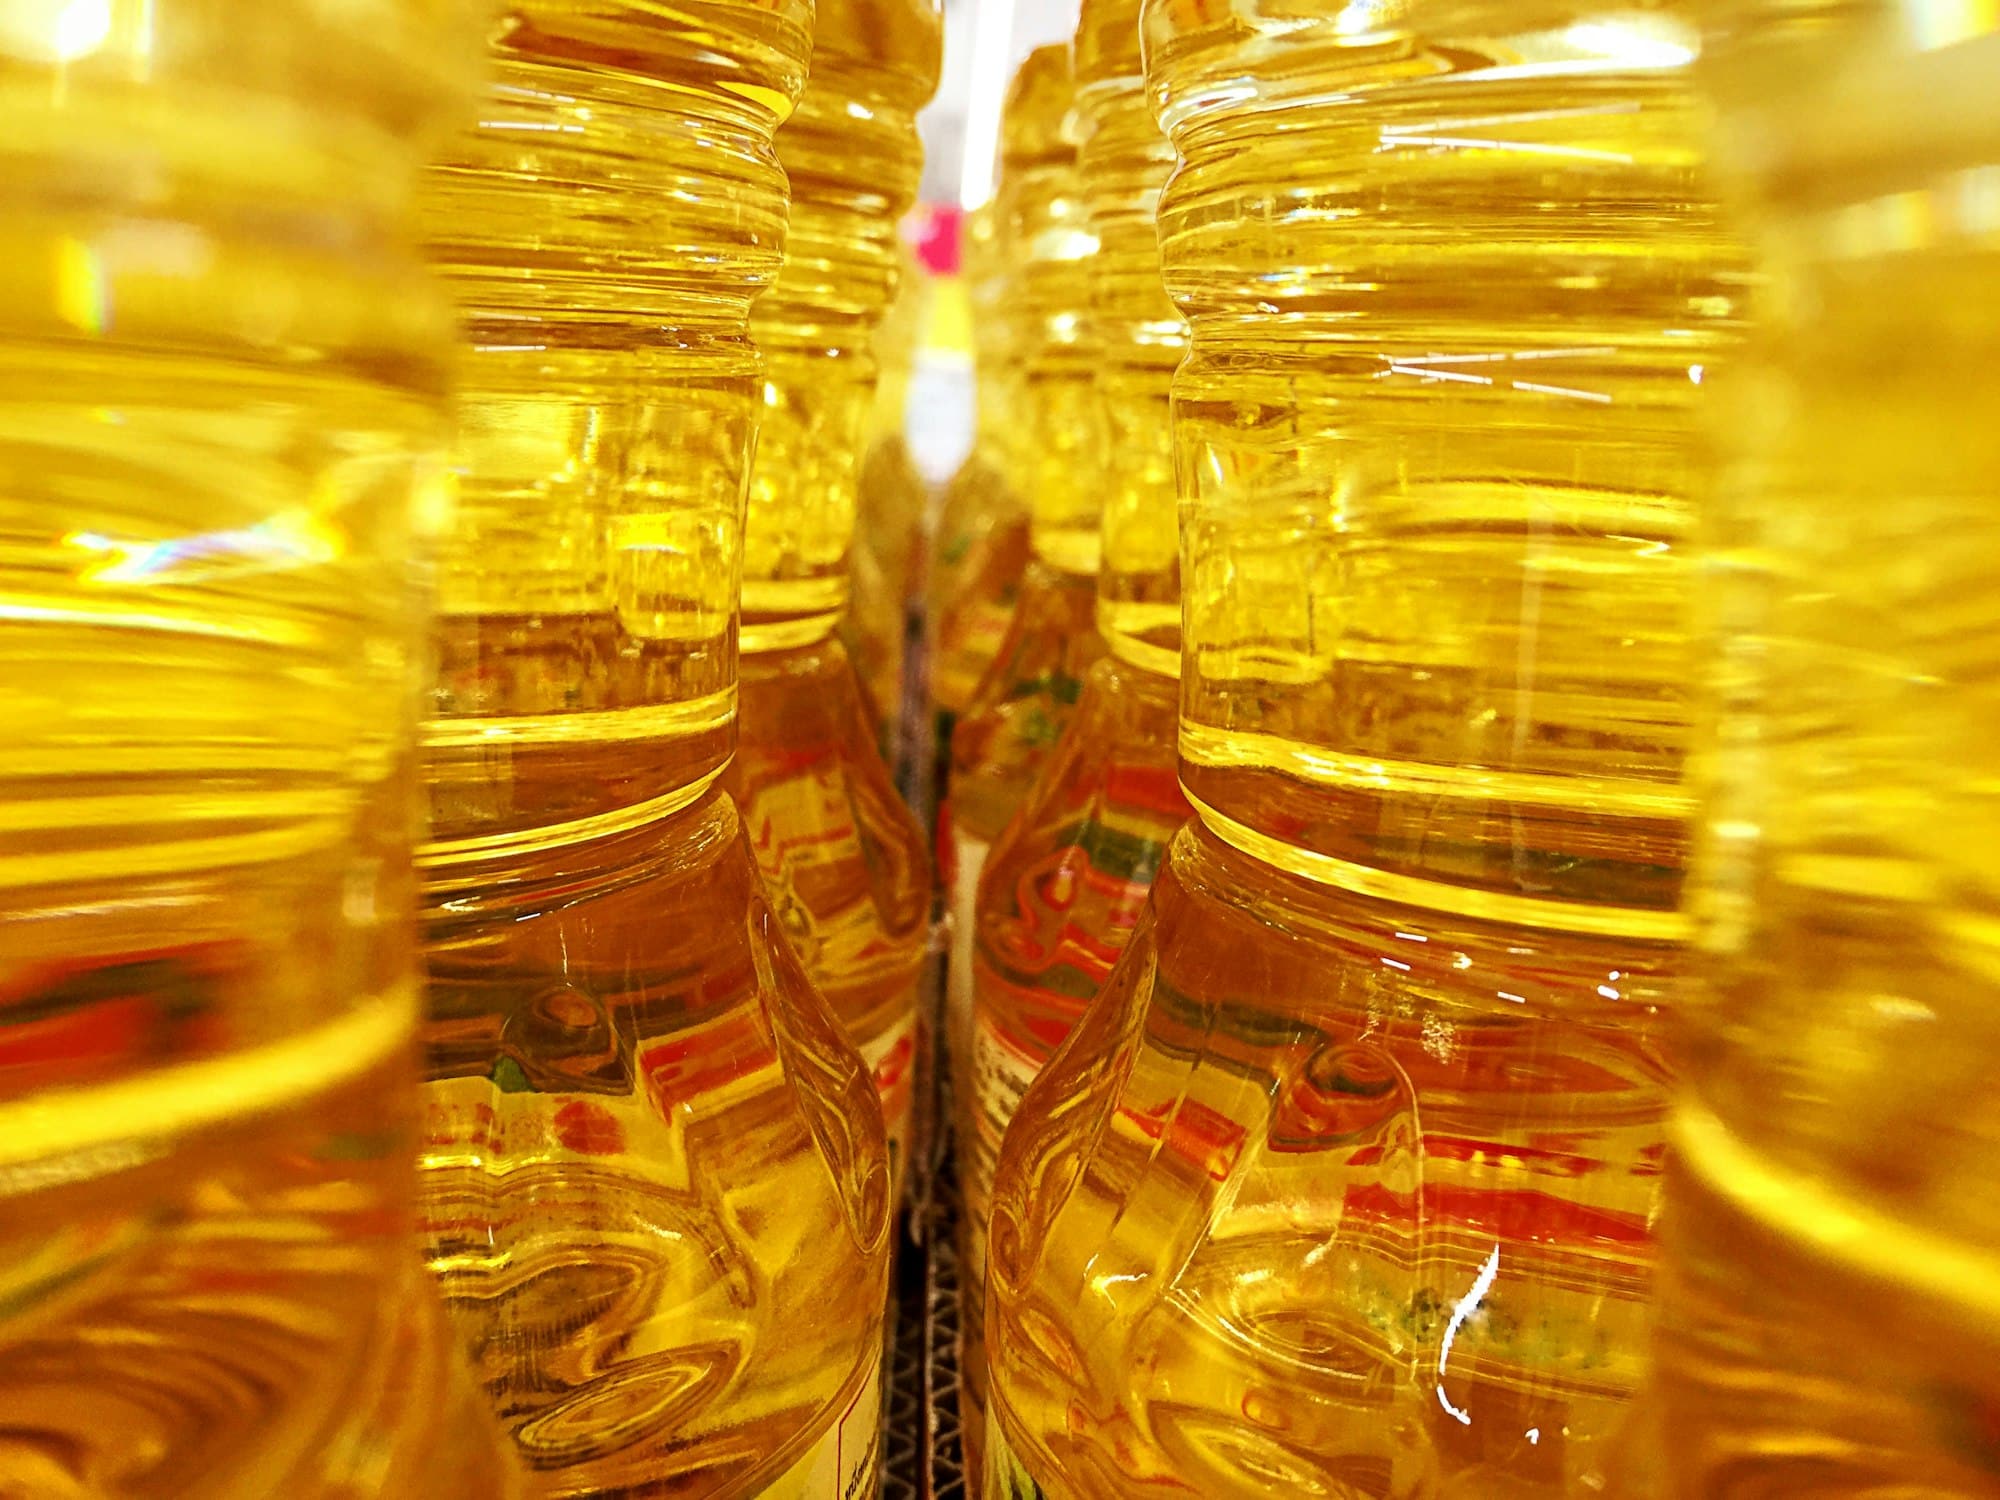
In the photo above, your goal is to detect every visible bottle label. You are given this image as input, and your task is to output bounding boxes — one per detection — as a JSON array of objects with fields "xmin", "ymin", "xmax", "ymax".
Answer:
[
  {"xmin": 962, "ymin": 1006, "xmax": 1040, "ymax": 1289},
  {"xmin": 982, "ymin": 1406, "xmax": 1048, "ymax": 1500},
  {"xmin": 943, "ymin": 829, "xmax": 991, "ymax": 1080},
  {"xmin": 753, "ymin": 1352, "xmax": 883, "ymax": 1499},
  {"xmin": 858, "ymin": 1008, "xmax": 917, "ymax": 1200}
]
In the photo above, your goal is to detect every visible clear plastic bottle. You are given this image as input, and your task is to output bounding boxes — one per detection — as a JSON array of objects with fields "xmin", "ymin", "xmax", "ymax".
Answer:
[
  {"xmin": 944, "ymin": 41, "xmax": 1103, "ymax": 1147},
  {"xmin": 957, "ymin": 0, "xmax": 1190, "ymax": 1475},
  {"xmin": 0, "ymin": 2, "xmax": 525, "ymax": 1495},
  {"xmin": 929, "ymin": 203, "xmax": 1031, "ymax": 728},
  {"xmin": 724, "ymin": 0, "xmax": 942, "ymax": 1205},
  {"xmin": 983, "ymin": 1, "xmax": 1743, "ymax": 1494},
  {"xmin": 845, "ymin": 242, "xmax": 933, "ymax": 767},
  {"xmin": 849, "ymin": 241, "xmax": 929, "ymax": 742},
  {"xmin": 1638, "ymin": 4, "xmax": 2000, "ymax": 1494},
  {"xmin": 415, "ymin": 5, "xmax": 895, "ymax": 1495}
]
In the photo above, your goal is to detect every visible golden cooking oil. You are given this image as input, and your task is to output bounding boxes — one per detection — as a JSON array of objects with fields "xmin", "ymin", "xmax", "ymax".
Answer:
[
  {"xmin": 983, "ymin": 1, "xmax": 1744, "ymax": 1494},
  {"xmin": 415, "ymin": 6, "xmax": 895, "ymax": 1495},
  {"xmin": 723, "ymin": 0, "xmax": 943, "ymax": 1208},
  {"xmin": 929, "ymin": 203, "xmax": 1031, "ymax": 725},
  {"xmin": 845, "ymin": 241, "xmax": 932, "ymax": 764},
  {"xmin": 956, "ymin": 1, "xmax": 1190, "ymax": 1482},
  {"xmin": 1635, "ymin": 5, "xmax": 2000, "ymax": 1495},
  {"xmin": 943, "ymin": 42, "xmax": 1103, "ymax": 1154},
  {"xmin": 0, "ymin": 2, "xmax": 527, "ymax": 1495}
]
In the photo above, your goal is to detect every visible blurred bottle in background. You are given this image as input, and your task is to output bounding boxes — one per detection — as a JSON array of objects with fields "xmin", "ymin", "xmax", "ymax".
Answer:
[
  {"xmin": 845, "ymin": 241, "xmax": 934, "ymax": 770},
  {"xmin": 956, "ymin": 0, "xmax": 1189, "ymax": 1477},
  {"xmin": 984, "ymin": 0, "xmax": 1742, "ymax": 1493},
  {"xmin": 0, "ymin": 1, "xmax": 526, "ymax": 1494},
  {"xmin": 1637, "ymin": 3, "xmax": 2000, "ymax": 1494},
  {"xmin": 725, "ymin": 0, "xmax": 942, "ymax": 1210},
  {"xmin": 928, "ymin": 203, "xmax": 1030, "ymax": 734},
  {"xmin": 943, "ymin": 41, "xmax": 1101, "ymax": 1152},
  {"xmin": 415, "ymin": 4, "xmax": 895, "ymax": 1494}
]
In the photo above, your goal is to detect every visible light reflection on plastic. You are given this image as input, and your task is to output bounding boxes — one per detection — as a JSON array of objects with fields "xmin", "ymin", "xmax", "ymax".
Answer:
[
  {"xmin": 0, "ymin": 0, "xmax": 113, "ymax": 62},
  {"xmin": 1561, "ymin": 19, "xmax": 1696, "ymax": 70},
  {"xmin": 54, "ymin": 237, "xmax": 108, "ymax": 333},
  {"xmin": 1436, "ymin": 1243, "xmax": 1502, "ymax": 1426},
  {"xmin": 65, "ymin": 513, "xmax": 341, "ymax": 584},
  {"xmin": 1909, "ymin": 0, "xmax": 1998, "ymax": 51}
]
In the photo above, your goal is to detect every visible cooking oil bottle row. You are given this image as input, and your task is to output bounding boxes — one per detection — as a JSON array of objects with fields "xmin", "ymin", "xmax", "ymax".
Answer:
[
  {"xmin": 417, "ymin": 1, "xmax": 936, "ymax": 1491},
  {"xmin": 0, "ymin": 0, "xmax": 527, "ymax": 1494},
  {"xmin": 954, "ymin": 1, "xmax": 1190, "ymax": 1479},
  {"xmin": 726, "ymin": 0, "xmax": 941, "ymax": 1211},
  {"xmin": 3, "ymin": 0, "xmax": 940, "ymax": 1496},
  {"xmin": 942, "ymin": 42, "xmax": 1103, "ymax": 1168},
  {"xmin": 1644, "ymin": 3, "xmax": 2000, "ymax": 1493},
  {"xmin": 958, "ymin": 2, "xmax": 2000, "ymax": 1500},
  {"xmin": 8, "ymin": 0, "xmax": 2000, "ymax": 1496},
  {"xmin": 973, "ymin": 0, "xmax": 1742, "ymax": 1486}
]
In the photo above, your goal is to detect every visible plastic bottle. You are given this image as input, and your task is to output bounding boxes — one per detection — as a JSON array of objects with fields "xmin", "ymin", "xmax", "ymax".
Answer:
[
  {"xmin": 983, "ymin": 1, "xmax": 1743, "ymax": 1494},
  {"xmin": 929, "ymin": 203, "xmax": 1031, "ymax": 728},
  {"xmin": 956, "ymin": 0, "xmax": 1190, "ymax": 1475},
  {"xmin": 845, "ymin": 242, "xmax": 932, "ymax": 767},
  {"xmin": 944, "ymin": 41, "xmax": 1102, "ymax": 1152},
  {"xmin": 1638, "ymin": 4, "xmax": 2000, "ymax": 1494},
  {"xmin": 415, "ymin": 5, "xmax": 895, "ymax": 1495},
  {"xmin": 723, "ymin": 0, "xmax": 943, "ymax": 1208},
  {"xmin": 0, "ymin": 2, "xmax": 524, "ymax": 1495}
]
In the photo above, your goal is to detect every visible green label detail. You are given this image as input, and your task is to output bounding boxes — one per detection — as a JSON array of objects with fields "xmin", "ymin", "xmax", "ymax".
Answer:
[{"xmin": 983, "ymin": 1409, "xmax": 1050, "ymax": 1500}]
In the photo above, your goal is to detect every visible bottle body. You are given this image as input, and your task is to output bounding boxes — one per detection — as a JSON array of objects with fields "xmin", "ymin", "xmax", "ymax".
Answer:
[
  {"xmin": 944, "ymin": 560, "xmax": 1103, "ymax": 1133},
  {"xmin": 844, "ymin": 245, "xmax": 932, "ymax": 764},
  {"xmin": 731, "ymin": 0, "xmax": 942, "ymax": 1207},
  {"xmin": 1643, "ymin": 7, "xmax": 2000, "ymax": 1495},
  {"xmin": 846, "ymin": 432, "xmax": 928, "ymax": 765},
  {"xmin": 422, "ymin": 790, "xmax": 891, "ymax": 1496},
  {"xmin": 415, "ymin": 5, "xmax": 895, "ymax": 1494},
  {"xmin": 943, "ymin": 44, "xmax": 1104, "ymax": 1139},
  {"xmin": 0, "ymin": 2, "xmax": 521, "ymax": 1494},
  {"xmin": 731, "ymin": 639, "xmax": 932, "ymax": 1199},
  {"xmin": 930, "ymin": 462, "xmax": 1032, "ymax": 724},
  {"xmin": 984, "ymin": 2, "xmax": 1740, "ymax": 1493},
  {"xmin": 959, "ymin": 2, "xmax": 1189, "ymax": 1472},
  {"xmin": 960, "ymin": 656, "xmax": 1187, "ymax": 1466},
  {"xmin": 931, "ymin": 203, "xmax": 1030, "ymax": 728}
]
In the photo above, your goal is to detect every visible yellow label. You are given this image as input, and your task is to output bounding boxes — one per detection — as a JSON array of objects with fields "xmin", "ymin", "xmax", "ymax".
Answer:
[{"xmin": 753, "ymin": 1353, "xmax": 882, "ymax": 1499}]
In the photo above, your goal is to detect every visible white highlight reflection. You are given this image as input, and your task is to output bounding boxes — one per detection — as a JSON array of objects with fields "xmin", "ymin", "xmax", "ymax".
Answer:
[{"xmin": 1436, "ymin": 1243, "xmax": 1502, "ymax": 1426}]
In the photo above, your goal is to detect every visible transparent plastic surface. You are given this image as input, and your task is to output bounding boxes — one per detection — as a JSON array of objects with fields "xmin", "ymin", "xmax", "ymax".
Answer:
[
  {"xmin": 415, "ymin": 5, "xmax": 895, "ymax": 1494},
  {"xmin": 725, "ymin": 0, "xmax": 942, "ymax": 1205},
  {"xmin": 930, "ymin": 205, "xmax": 1027, "ymax": 725},
  {"xmin": 845, "ymin": 246, "xmax": 932, "ymax": 759},
  {"xmin": 944, "ymin": 45, "xmax": 1105, "ymax": 1058},
  {"xmin": 984, "ymin": 1, "xmax": 1743, "ymax": 1493},
  {"xmin": 742, "ymin": 0, "xmax": 942, "ymax": 652},
  {"xmin": 929, "ymin": 203, "xmax": 1031, "ymax": 733},
  {"xmin": 734, "ymin": 639, "xmax": 933, "ymax": 1197},
  {"xmin": 0, "ymin": 2, "xmax": 524, "ymax": 1494},
  {"xmin": 1075, "ymin": 0, "xmax": 1184, "ymax": 681},
  {"xmin": 1639, "ymin": 5, "xmax": 2000, "ymax": 1494},
  {"xmin": 957, "ymin": 4, "xmax": 1190, "ymax": 1480},
  {"xmin": 947, "ymin": 41, "xmax": 1103, "ymax": 838},
  {"xmin": 960, "ymin": 658, "xmax": 1187, "ymax": 1488}
]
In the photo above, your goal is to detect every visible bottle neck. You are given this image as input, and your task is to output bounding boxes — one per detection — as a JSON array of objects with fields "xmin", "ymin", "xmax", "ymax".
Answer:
[{"xmin": 1158, "ymin": 35, "xmax": 1733, "ymax": 931}]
